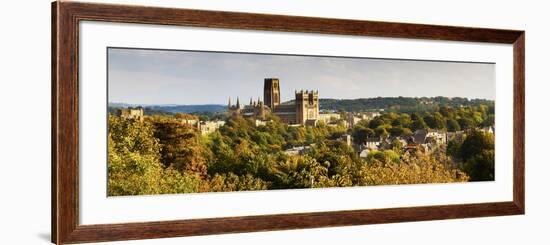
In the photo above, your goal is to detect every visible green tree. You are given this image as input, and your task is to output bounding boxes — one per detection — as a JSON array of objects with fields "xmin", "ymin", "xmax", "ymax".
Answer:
[
  {"xmin": 410, "ymin": 117, "xmax": 427, "ymax": 131},
  {"xmin": 432, "ymin": 112, "xmax": 446, "ymax": 129},
  {"xmin": 446, "ymin": 118, "xmax": 461, "ymax": 132},
  {"xmin": 459, "ymin": 130, "xmax": 495, "ymax": 181},
  {"xmin": 108, "ymin": 115, "xmax": 166, "ymax": 196},
  {"xmin": 368, "ymin": 117, "xmax": 385, "ymax": 129},
  {"xmin": 464, "ymin": 150, "xmax": 494, "ymax": 181},
  {"xmin": 423, "ymin": 115, "xmax": 437, "ymax": 128},
  {"xmin": 352, "ymin": 126, "xmax": 375, "ymax": 144},
  {"xmin": 458, "ymin": 117, "xmax": 475, "ymax": 130},
  {"xmin": 481, "ymin": 114, "xmax": 495, "ymax": 127},
  {"xmin": 374, "ymin": 126, "xmax": 390, "ymax": 138},
  {"xmin": 389, "ymin": 126, "xmax": 405, "ymax": 137}
]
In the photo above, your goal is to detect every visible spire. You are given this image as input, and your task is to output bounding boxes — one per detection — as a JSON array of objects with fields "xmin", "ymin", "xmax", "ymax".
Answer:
[
  {"xmin": 228, "ymin": 97, "xmax": 231, "ymax": 108},
  {"xmin": 236, "ymin": 97, "xmax": 240, "ymax": 108},
  {"xmin": 250, "ymin": 97, "xmax": 253, "ymax": 105}
]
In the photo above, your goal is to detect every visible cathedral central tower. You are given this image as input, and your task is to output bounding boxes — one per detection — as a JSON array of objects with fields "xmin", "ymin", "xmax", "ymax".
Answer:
[{"xmin": 263, "ymin": 78, "xmax": 281, "ymax": 109}]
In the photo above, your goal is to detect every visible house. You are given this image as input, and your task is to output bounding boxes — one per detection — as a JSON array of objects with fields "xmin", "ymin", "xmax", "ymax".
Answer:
[
  {"xmin": 197, "ymin": 121, "xmax": 225, "ymax": 135},
  {"xmin": 116, "ymin": 107, "xmax": 144, "ymax": 121},
  {"xmin": 410, "ymin": 129, "xmax": 447, "ymax": 145},
  {"xmin": 318, "ymin": 113, "xmax": 341, "ymax": 124},
  {"xmin": 283, "ymin": 146, "xmax": 311, "ymax": 156},
  {"xmin": 358, "ymin": 111, "xmax": 381, "ymax": 121},
  {"xmin": 340, "ymin": 134, "xmax": 352, "ymax": 146},
  {"xmin": 425, "ymin": 129, "xmax": 447, "ymax": 144},
  {"xmin": 363, "ymin": 137, "xmax": 381, "ymax": 149},
  {"xmin": 179, "ymin": 118, "xmax": 198, "ymax": 126},
  {"xmin": 381, "ymin": 136, "xmax": 408, "ymax": 150},
  {"xmin": 254, "ymin": 119, "xmax": 269, "ymax": 127},
  {"xmin": 405, "ymin": 130, "xmax": 428, "ymax": 153},
  {"xmin": 346, "ymin": 113, "xmax": 362, "ymax": 128},
  {"xmin": 411, "ymin": 129, "xmax": 428, "ymax": 145}
]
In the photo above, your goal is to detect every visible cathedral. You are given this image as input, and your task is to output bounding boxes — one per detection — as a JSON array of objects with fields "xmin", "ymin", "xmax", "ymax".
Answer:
[{"xmin": 227, "ymin": 78, "xmax": 319, "ymax": 126}]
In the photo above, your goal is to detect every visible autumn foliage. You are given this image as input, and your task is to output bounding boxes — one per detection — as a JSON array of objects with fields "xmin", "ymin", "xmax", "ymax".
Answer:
[{"xmin": 107, "ymin": 111, "xmax": 487, "ymax": 196}]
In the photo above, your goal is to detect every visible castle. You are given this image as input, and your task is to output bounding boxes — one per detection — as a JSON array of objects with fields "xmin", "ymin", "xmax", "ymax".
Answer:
[
  {"xmin": 116, "ymin": 107, "xmax": 144, "ymax": 121},
  {"xmin": 227, "ymin": 78, "xmax": 319, "ymax": 126}
]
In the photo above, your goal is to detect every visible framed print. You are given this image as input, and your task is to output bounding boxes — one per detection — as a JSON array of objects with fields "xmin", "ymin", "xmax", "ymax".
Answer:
[{"xmin": 52, "ymin": 1, "xmax": 525, "ymax": 244}]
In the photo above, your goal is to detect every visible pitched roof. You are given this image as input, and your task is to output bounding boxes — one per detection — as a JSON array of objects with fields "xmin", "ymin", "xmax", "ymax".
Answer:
[{"xmin": 412, "ymin": 129, "xmax": 428, "ymax": 144}]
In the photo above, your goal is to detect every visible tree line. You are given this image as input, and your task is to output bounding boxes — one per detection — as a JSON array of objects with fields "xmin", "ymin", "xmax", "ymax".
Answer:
[{"xmin": 320, "ymin": 96, "xmax": 494, "ymax": 113}]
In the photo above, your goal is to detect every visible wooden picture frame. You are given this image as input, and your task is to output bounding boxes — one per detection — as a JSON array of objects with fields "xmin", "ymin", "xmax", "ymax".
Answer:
[{"xmin": 52, "ymin": 1, "xmax": 525, "ymax": 244}]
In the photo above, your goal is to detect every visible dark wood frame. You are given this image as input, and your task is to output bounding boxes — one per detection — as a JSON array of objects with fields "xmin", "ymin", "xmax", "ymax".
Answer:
[{"xmin": 52, "ymin": 1, "xmax": 525, "ymax": 244}]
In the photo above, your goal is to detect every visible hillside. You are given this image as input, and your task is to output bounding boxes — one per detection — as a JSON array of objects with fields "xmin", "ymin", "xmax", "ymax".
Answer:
[
  {"xmin": 318, "ymin": 96, "xmax": 494, "ymax": 112},
  {"xmin": 108, "ymin": 103, "xmax": 226, "ymax": 115}
]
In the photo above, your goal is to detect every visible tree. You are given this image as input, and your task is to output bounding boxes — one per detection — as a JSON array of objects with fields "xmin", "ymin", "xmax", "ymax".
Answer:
[
  {"xmin": 464, "ymin": 149, "xmax": 494, "ymax": 181},
  {"xmin": 374, "ymin": 126, "xmax": 389, "ymax": 138},
  {"xmin": 481, "ymin": 114, "xmax": 495, "ymax": 127},
  {"xmin": 410, "ymin": 117, "xmax": 427, "ymax": 131},
  {"xmin": 108, "ymin": 115, "xmax": 207, "ymax": 196},
  {"xmin": 352, "ymin": 126, "xmax": 375, "ymax": 144},
  {"xmin": 309, "ymin": 140, "xmax": 359, "ymax": 178},
  {"xmin": 174, "ymin": 113, "xmax": 198, "ymax": 120},
  {"xmin": 368, "ymin": 117, "xmax": 385, "ymax": 129},
  {"xmin": 153, "ymin": 119, "xmax": 209, "ymax": 177},
  {"xmin": 432, "ymin": 112, "xmax": 446, "ymax": 129},
  {"xmin": 390, "ymin": 138, "xmax": 404, "ymax": 151},
  {"xmin": 366, "ymin": 150, "xmax": 400, "ymax": 164},
  {"xmin": 423, "ymin": 115, "xmax": 437, "ymax": 128},
  {"xmin": 392, "ymin": 114, "xmax": 412, "ymax": 128},
  {"xmin": 459, "ymin": 130, "xmax": 495, "ymax": 181},
  {"xmin": 389, "ymin": 126, "xmax": 405, "ymax": 137},
  {"xmin": 208, "ymin": 173, "xmax": 269, "ymax": 192},
  {"xmin": 446, "ymin": 118, "xmax": 461, "ymax": 132},
  {"xmin": 108, "ymin": 115, "xmax": 170, "ymax": 196},
  {"xmin": 360, "ymin": 153, "xmax": 468, "ymax": 185},
  {"xmin": 458, "ymin": 117, "xmax": 475, "ymax": 130},
  {"xmin": 401, "ymin": 127, "xmax": 413, "ymax": 137},
  {"xmin": 459, "ymin": 131, "xmax": 492, "ymax": 161},
  {"xmin": 438, "ymin": 106, "xmax": 456, "ymax": 118}
]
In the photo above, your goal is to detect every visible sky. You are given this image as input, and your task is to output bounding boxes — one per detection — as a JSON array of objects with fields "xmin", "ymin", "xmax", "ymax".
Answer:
[{"xmin": 108, "ymin": 48, "xmax": 495, "ymax": 105}]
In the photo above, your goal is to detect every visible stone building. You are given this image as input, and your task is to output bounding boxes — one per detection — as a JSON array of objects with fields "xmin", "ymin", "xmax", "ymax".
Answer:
[
  {"xmin": 295, "ymin": 89, "xmax": 319, "ymax": 126},
  {"xmin": 318, "ymin": 112, "xmax": 341, "ymax": 124},
  {"xmin": 346, "ymin": 113, "xmax": 362, "ymax": 128},
  {"xmin": 198, "ymin": 121, "xmax": 226, "ymax": 135},
  {"xmin": 116, "ymin": 107, "xmax": 144, "ymax": 121},
  {"xmin": 228, "ymin": 78, "xmax": 319, "ymax": 126}
]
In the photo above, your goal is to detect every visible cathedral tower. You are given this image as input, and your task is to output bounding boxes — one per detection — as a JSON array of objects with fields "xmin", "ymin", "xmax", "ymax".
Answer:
[
  {"xmin": 295, "ymin": 90, "xmax": 319, "ymax": 126},
  {"xmin": 263, "ymin": 78, "xmax": 281, "ymax": 109}
]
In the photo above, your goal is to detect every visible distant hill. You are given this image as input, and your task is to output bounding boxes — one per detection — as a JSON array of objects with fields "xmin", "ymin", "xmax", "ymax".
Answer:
[
  {"xmin": 318, "ymin": 96, "xmax": 494, "ymax": 113},
  {"xmin": 109, "ymin": 96, "xmax": 494, "ymax": 116},
  {"xmin": 108, "ymin": 103, "xmax": 226, "ymax": 115}
]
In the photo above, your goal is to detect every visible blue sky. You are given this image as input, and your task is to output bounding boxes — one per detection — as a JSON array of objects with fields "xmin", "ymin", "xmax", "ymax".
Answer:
[{"xmin": 108, "ymin": 48, "xmax": 495, "ymax": 105}]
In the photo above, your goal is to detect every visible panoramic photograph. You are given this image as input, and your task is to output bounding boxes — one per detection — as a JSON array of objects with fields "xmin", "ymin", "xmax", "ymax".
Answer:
[{"xmin": 107, "ymin": 47, "xmax": 496, "ymax": 197}]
